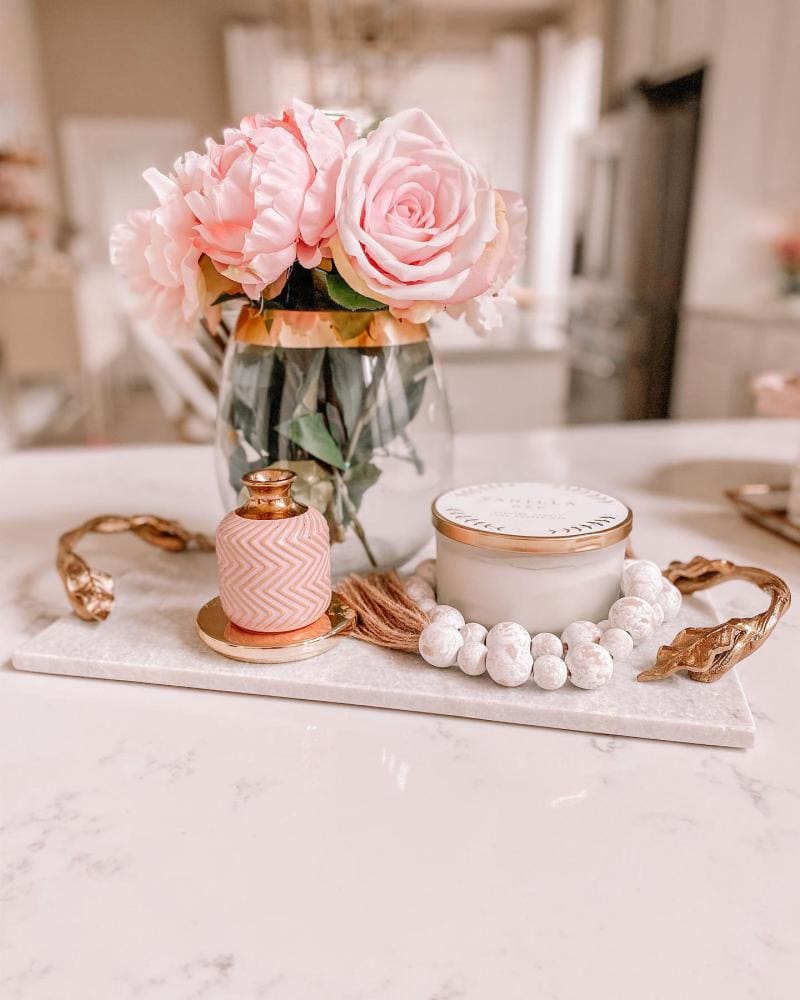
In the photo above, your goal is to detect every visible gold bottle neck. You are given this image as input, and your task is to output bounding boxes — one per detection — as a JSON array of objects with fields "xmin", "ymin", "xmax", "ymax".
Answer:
[{"xmin": 236, "ymin": 469, "xmax": 307, "ymax": 520}]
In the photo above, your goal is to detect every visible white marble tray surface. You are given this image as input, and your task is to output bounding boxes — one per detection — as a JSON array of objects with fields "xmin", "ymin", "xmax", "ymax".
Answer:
[{"xmin": 11, "ymin": 556, "xmax": 755, "ymax": 748}]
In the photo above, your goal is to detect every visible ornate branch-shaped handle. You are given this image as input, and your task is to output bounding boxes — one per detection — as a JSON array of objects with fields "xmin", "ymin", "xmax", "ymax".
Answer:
[
  {"xmin": 57, "ymin": 515, "xmax": 215, "ymax": 622},
  {"xmin": 637, "ymin": 556, "xmax": 791, "ymax": 683}
]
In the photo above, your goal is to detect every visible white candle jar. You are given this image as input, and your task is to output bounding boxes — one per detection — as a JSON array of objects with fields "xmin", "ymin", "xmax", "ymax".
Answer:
[{"xmin": 433, "ymin": 482, "xmax": 632, "ymax": 635}]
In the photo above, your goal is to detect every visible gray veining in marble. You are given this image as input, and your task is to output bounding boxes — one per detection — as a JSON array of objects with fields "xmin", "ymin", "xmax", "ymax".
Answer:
[
  {"xmin": 12, "ymin": 557, "xmax": 754, "ymax": 748},
  {"xmin": 4, "ymin": 426, "xmax": 800, "ymax": 1000}
]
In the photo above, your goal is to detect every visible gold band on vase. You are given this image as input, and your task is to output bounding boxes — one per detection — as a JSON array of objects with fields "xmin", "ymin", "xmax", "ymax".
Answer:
[{"xmin": 235, "ymin": 307, "xmax": 430, "ymax": 349}]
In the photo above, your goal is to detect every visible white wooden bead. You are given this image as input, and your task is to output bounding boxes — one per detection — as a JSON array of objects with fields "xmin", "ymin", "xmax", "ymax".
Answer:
[
  {"xmin": 622, "ymin": 576, "xmax": 662, "ymax": 603},
  {"xmin": 416, "ymin": 597, "xmax": 438, "ymax": 618},
  {"xmin": 561, "ymin": 620, "xmax": 602, "ymax": 649},
  {"xmin": 486, "ymin": 621, "xmax": 531, "ymax": 650},
  {"xmin": 430, "ymin": 605, "xmax": 466, "ymax": 629},
  {"xmin": 656, "ymin": 580, "xmax": 682, "ymax": 622},
  {"xmin": 566, "ymin": 642, "xmax": 614, "ymax": 689},
  {"xmin": 404, "ymin": 575, "xmax": 435, "ymax": 604},
  {"xmin": 486, "ymin": 644, "xmax": 533, "ymax": 687},
  {"xmin": 597, "ymin": 619, "xmax": 612, "ymax": 632},
  {"xmin": 460, "ymin": 622, "xmax": 488, "ymax": 645},
  {"xmin": 457, "ymin": 641, "xmax": 488, "ymax": 676},
  {"xmin": 650, "ymin": 600, "xmax": 665, "ymax": 627},
  {"xmin": 419, "ymin": 623, "xmax": 463, "ymax": 668},
  {"xmin": 608, "ymin": 597, "xmax": 655, "ymax": 642},
  {"xmin": 413, "ymin": 558, "xmax": 437, "ymax": 589},
  {"xmin": 622, "ymin": 560, "xmax": 662, "ymax": 591},
  {"xmin": 599, "ymin": 627, "xmax": 634, "ymax": 661},
  {"xmin": 531, "ymin": 632, "xmax": 563, "ymax": 659},
  {"xmin": 533, "ymin": 654, "xmax": 568, "ymax": 690}
]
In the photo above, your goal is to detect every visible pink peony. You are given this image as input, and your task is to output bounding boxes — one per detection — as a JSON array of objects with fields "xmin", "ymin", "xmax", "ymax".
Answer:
[
  {"xmin": 330, "ymin": 108, "xmax": 526, "ymax": 325},
  {"xmin": 109, "ymin": 155, "xmax": 206, "ymax": 335},
  {"xmin": 185, "ymin": 101, "xmax": 356, "ymax": 298}
]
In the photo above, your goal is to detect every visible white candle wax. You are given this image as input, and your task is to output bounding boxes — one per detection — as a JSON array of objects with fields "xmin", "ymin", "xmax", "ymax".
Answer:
[{"xmin": 433, "ymin": 482, "xmax": 632, "ymax": 635}]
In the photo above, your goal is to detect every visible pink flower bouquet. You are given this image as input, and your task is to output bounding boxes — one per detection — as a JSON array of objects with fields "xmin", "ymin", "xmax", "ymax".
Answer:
[
  {"xmin": 111, "ymin": 101, "xmax": 525, "ymax": 337},
  {"xmin": 110, "ymin": 102, "xmax": 526, "ymax": 571}
]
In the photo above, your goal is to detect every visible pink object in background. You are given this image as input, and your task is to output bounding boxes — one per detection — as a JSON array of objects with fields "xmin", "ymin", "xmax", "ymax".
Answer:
[
  {"xmin": 216, "ymin": 469, "xmax": 331, "ymax": 633},
  {"xmin": 752, "ymin": 371, "xmax": 800, "ymax": 417},
  {"xmin": 752, "ymin": 372, "xmax": 800, "ymax": 527}
]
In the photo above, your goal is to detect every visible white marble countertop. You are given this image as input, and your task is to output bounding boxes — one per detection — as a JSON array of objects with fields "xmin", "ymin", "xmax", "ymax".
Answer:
[{"xmin": 2, "ymin": 419, "xmax": 799, "ymax": 999}]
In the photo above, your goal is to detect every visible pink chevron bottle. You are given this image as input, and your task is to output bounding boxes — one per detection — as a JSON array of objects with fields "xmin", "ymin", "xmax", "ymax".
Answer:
[{"xmin": 216, "ymin": 469, "xmax": 331, "ymax": 633}]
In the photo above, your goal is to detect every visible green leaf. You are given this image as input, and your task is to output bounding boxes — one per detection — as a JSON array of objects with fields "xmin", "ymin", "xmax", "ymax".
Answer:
[
  {"xmin": 342, "ymin": 461, "xmax": 382, "ymax": 519},
  {"xmin": 287, "ymin": 348, "xmax": 325, "ymax": 416},
  {"xmin": 325, "ymin": 271, "xmax": 389, "ymax": 312},
  {"xmin": 327, "ymin": 349, "xmax": 366, "ymax": 435},
  {"xmin": 276, "ymin": 412, "xmax": 346, "ymax": 470},
  {"xmin": 352, "ymin": 342, "xmax": 434, "ymax": 457},
  {"xmin": 324, "ymin": 400, "xmax": 347, "ymax": 452},
  {"xmin": 211, "ymin": 291, "xmax": 249, "ymax": 306},
  {"xmin": 330, "ymin": 312, "xmax": 373, "ymax": 342}
]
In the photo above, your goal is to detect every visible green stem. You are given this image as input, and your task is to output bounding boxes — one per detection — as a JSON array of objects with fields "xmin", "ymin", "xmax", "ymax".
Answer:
[
  {"xmin": 344, "ymin": 352, "xmax": 388, "ymax": 467},
  {"xmin": 333, "ymin": 470, "xmax": 378, "ymax": 567}
]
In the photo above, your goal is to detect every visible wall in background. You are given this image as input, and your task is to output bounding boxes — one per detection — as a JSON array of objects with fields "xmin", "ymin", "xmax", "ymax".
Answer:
[
  {"xmin": 1, "ymin": 0, "xmax": 57, "ymax": 202},
  {"xmin": 1, "ymin": 0, "xmax": 48, "ymax": 136},
  {"xmin": 33, "ymin": 0, "xmax": 287, "ymax": 212},
  {"xmin": 682, "ymin": 0, "xmax": 800, "ymax": 311},
  {"xmin": 33, "ymin": 0, "xmax": 249, "ymax": 132},
  {"xmin": 602, "ymin": 0, "xmax": 800, "ymax": 312},
  {"xmin": 32, "ymin": 0, "xmax": 550, "ymax": 224}
]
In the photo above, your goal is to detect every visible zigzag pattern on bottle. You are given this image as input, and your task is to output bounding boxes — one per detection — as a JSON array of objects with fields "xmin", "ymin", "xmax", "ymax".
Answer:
[{"xmin": 217, "ymin": 509, "xmax": 330, "ymax": 632}]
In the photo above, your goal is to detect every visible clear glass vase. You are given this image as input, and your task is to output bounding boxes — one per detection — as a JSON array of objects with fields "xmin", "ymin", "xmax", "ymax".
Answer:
[{"xmin": 215, "ymin": 308, "xmax": 454, "ymax": 576}]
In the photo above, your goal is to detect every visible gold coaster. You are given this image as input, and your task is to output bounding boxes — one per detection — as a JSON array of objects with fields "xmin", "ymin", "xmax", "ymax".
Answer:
[{"xmin": 196, "ymin": 592, "xmax": 356, "ymax": 664}]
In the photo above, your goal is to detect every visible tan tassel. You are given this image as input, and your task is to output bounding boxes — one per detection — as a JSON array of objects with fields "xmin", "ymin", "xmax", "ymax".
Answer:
[{"xmin": 337, "ymin": 570, "xmax": 429, "ymax": 652}]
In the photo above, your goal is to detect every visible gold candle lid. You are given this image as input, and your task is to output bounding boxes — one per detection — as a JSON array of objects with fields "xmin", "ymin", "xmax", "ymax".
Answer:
[
  {"xmin": 237, "ymin": 468, "xmax": 307, "ymax": 520},
  {"xmin": 432, "ymin": 482, "xmax": 632, "ymax": 554}
]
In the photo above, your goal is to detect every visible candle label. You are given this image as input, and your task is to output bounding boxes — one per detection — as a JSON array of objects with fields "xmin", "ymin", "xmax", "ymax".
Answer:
[{"xmin": 433, "ymin": 483, "xmax": 630, "ymax": 538}]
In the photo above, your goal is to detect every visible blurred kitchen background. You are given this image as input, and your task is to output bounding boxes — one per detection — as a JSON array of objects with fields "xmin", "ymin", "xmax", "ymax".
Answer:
[{"xmin": 2, "ymin": 0, "xmax": 799, "ymax": 449}]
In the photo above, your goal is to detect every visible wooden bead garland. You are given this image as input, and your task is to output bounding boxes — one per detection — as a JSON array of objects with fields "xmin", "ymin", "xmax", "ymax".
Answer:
[
  {"xmin": 430, "ymin": 604, "xmax": 465, "ymax": 629},
  {"xmin": 457, "ymin": 640, "xmax": 488, "ymax": 676},
  {"xmin": 531, "ymin": 632, "xmax": 563, "ymax": 659},
  {"xmin": 532, "ymin": 654, "xmax": 568, "ymax": 690},
  {"xmin": 461, "ymin": 622, "xmax": 488, "ymax": 645},
  {"xmin": 404, "ymin": 575, "xmax": 435, "ymax": 604},
  {"xmin": 405, "ymin": 556, "xmax": 683, "ymax": 692},
  {"xmin": 419, "ymin": 621, "xmax": 462, "ymax": 668},
  {"xmin": 599, "ymin": 627, "xmax": 634, "ymax": 660},
  {"xmin": 608, "ymin": 596, "xmax": 656, "ymax": 641}
]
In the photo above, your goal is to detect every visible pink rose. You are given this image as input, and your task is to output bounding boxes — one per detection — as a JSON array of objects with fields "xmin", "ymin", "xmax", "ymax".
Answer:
[
  {"xmin": 445, "ymin": 189, "xmax": 527, "ymax": 335},
  {"xmin": 109, "ymin": 155, "xmax": 206, "ymax": 335},
  {"xmin": 185, "ymin": 101, "xmax": 356, "ymax": 298},
  {"xmin": 330, "ymin": 108, "xmax": 526, "ymax": 323}
]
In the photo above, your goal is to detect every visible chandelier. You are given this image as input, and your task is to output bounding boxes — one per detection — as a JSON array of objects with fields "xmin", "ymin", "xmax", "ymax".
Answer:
[{"xmin": 279, "ymin": 0, "xmax": 438, "ymax": 119}]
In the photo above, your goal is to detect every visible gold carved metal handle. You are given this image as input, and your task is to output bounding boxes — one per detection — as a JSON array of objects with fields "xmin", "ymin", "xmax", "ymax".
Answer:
[
  {"xmin": 57, "ymin": 515, "xmax": 215, "ymax": 622},
  {"xmin": 57, "ymin": 519, "xmax": 791, "ymax": 687},
  {"xmin": 637, "ymin": 556, "xmax": 791, "ymax": 683}
]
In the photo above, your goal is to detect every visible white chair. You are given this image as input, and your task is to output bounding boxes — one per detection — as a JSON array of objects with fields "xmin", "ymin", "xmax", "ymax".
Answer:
[{"xmin": 129, "ymin": 317, "xmax": 218, "ymax": 442}]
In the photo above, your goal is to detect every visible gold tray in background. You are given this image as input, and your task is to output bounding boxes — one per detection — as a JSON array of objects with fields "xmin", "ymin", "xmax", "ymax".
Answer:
[{"xmin": 726, "ymin": 483, "xmax": 800, "ymax": 547}]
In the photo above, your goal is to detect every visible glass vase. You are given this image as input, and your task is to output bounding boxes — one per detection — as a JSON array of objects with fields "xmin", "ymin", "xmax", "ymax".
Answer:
[{"xmin": 215, "ymin": 307, "xmax": 454, "ymax": 576}]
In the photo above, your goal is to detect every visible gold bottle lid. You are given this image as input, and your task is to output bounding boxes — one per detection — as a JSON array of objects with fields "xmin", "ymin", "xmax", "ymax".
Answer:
[
  {"xmin": 432, "ymin": 482, "xmax": 632, "ymax": 554},
  {"xmin": 237, "ymin": 468, "xmax": 307, "ymax": 520}
]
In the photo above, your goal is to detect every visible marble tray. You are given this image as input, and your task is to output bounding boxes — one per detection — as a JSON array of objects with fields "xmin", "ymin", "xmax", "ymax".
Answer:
[{"xmin": 11, "ymin": 557, "xmax": 755, "ymax": 748}]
